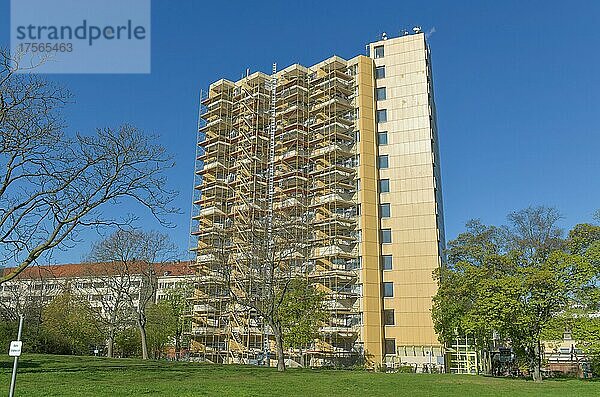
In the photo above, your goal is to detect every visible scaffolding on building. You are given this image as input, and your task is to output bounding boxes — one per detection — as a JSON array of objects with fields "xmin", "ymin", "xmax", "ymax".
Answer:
[
  {"xmin": 446, "ymin": 335, "xmax": 480, "ymax": 374},
  {"xmin": 190, "ymin": 58, "xmax": 361, "ymax": 366},
  {"xmin": 307, "ymin": 58, "xmax": 359, "ymax": 366}
]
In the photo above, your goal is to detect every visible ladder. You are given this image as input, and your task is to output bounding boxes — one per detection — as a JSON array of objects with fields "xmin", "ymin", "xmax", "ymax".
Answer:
[
  {"xmin": 266, "ymin": 63, "xmax": 277, "ymax": 252},
  {"xmin": 263, "ymin": 62, "xmax": 278, "ymax": 366}
]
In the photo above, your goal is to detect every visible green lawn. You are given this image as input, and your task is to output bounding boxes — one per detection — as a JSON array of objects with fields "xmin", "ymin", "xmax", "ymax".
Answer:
[{"xmin": 0, "ymin": 354, "xmax": 598, "ymax": 397}]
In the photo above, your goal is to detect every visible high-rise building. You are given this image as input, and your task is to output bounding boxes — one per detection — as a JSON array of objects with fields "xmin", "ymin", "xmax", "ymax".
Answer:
[{"xmin": 190, "ymin": 31, "xmax": 445, "ymax": 370}]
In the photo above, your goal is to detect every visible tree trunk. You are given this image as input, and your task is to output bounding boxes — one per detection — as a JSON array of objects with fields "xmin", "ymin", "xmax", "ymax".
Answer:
[
  {"xmin": 137, "ymin": 316, "xmax": 149, "ymax": 360},
  {"xmin": 107, "ymin": 306, "xmax": 118, "ymax": 358},
  {"xmin": 107, "ymin": 329, "xmax": 114, "ymax": 358},
  {"xmin": 532, "ymin": 341, "xmax": 542, "ymax": 382},
  {"xmin": 106, "ymin": 322, "xmax": 115, "ymax": 358},
  {"xmin": 274, "ymin": 326, "xmax": 285, "ymax": 372},
  {"xmin": 175, "ymin": 331, "xmax": 181, "ymax": 360}
]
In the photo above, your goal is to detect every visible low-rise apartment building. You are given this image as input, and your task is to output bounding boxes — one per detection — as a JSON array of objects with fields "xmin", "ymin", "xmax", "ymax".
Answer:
[{"xmin": 0, "ymin": 261, "xmax": 195, "ymax": 318}]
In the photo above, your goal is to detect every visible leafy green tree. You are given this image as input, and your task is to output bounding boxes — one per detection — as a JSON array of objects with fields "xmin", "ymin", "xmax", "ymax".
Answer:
[
  {"xmin": 115, "ymin": 326, "xmax": 141, "ymax": 358},
  {"xmin": 570, "ymin": 317, "xmax": 600, "ymax": 376},
  {"xmin": 145, "ymin": 301, "xmax": 178, "ymax": 359},
  {"xmin": 0, "ymin": 320, "xmax": 18, "ymax": 352},
  {"xmin": 433, "ymin": 220, "xmax": 516, "ymax": 353},
  {"xmin": 42, "ymin": 292, "xmax": 104, "ymax": 355},
  {"xmin": 564, "ymin": 222, "xmax": 600, "ymax": 376},
  {"xmin": 278, "ymin": 279, "xmax": 327, "ymax": 366},
  {"xmin": 567, "ymin": 223, "xmax": 600, "ymax": 256},
  {"xmin": 433, "ymin": 207, "xmax": 597, "ymax": 381},
  {"xmin": 160, "ymin": 285, "xmax": 193, "ymax": 359}
]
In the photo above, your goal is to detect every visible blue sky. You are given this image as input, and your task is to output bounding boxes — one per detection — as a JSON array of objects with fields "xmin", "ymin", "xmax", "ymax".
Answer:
[{"xmin": 1, "ymin": 0, "xmax": 599, "ymax": 263}]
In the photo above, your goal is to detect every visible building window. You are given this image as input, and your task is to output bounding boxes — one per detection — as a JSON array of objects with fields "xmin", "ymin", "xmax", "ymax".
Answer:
[
  {"xmin": 382, "ymin": 255, "xmax": 393, "ymax": 270},
  {"xmin": 379, "ymin": 179, "xmax": 390, "ymax": 193},
  {"xmin": 377, "ymin": 132, "xmax": 388, "ymax": 145},
  {"xmin": 381, "ymin": 228, "xmax": 392, "ymax": 244},
  {"xmin": 377, "ymin": 155, "xmax": 389, "ymax": 169},
  {"xmin": 384, "ymin": 309, "xmax": 395, "ymax": 325},
  {"xmin": 356, "ymin": 204, "xmax": 361, "ymax": 216},
  {"xmin": 376, "ymin": 109, "xmax": 387, "ymax": 123},
  {"xmin": 383, "ymin": 282, "xmax": 394, "ymax": 297},
  {"xmin": 374, "ymin": 45, "xmax": 385, "ymax": 59},
  {"xmin": 380, "ymin": 203, "xmax": 391, "ymax": 218},
  {"xmin": 354, "ymin": 130, "xmax": 360, "ymax": 142},
  {"xmin": 385, "ymin": 339, "xmax": 396, "ymax": 355},
  {"xmin": 356, "ymin": 178, "xmax": 361, "ymax": 191},
  {"xmin": 376, "ymin": 87, "xmax": 386, "ymax": 101},
  {"xmin": 375, "ymin": 66, "xmax": 386, "ymax": 79}
]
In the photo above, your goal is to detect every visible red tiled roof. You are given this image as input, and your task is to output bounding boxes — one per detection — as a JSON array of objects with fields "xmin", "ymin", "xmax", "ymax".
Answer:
[{"xmin": 1, "ymin": 260, "xmax": 195, "ymax": 280}]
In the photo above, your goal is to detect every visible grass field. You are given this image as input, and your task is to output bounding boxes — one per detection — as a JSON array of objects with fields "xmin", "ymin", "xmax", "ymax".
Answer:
[{"xmin": 0, "ymin": 354, "xmax": 598, "ymax": 397}]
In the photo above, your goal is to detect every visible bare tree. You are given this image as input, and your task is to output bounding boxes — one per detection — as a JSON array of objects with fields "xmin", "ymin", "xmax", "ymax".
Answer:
[
  {"xmin": 77, "ymin": 262, "xmax": 133, "ymax": 358},
  {"xmin": 506, "ymin": 205, "xmax": 564, "ymax": 262},
  {"xmin": 218, "ymin": 209, "xmax": 312, "ymax": 371},
  {"xmin": 0, "ymin": 48, "xmax": 177, "ymax": 284},
  {"xmin": 88, "ymin": 229, "xmax": 177, "ymax": 359}
]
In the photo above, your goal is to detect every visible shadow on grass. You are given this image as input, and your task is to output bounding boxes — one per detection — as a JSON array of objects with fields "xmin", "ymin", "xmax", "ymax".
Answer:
[
  {"xmin": 480, "ymin": 374, "xmax": 599, "ymax": 383},
  {"xmin": 0, "ymin": 360, "xmax": 41, "ymax": 370},
  {"xmin": 542, "ymin": 377, "xmax": 599, "ymax": 383}
]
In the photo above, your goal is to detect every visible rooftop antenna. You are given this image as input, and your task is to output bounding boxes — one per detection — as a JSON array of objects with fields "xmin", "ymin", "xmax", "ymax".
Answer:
[
  {"xmin": 401, "ymin": 29, "xmax": 409, "ymax": 36},
  {"xmin": 413, "ymin": 26, "xmax": 422, "ymax": 34},
  {"xmin": 382, "ymin": 32, "xmax": 388, "ymax": 40}
]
